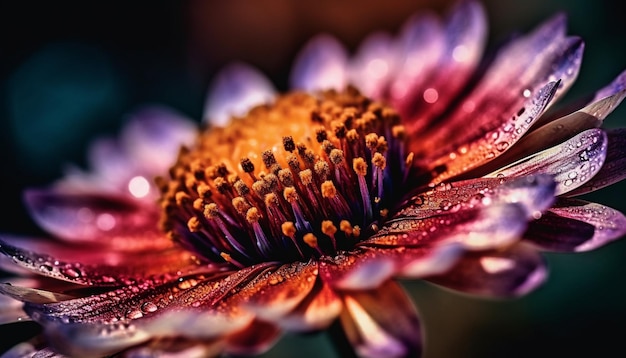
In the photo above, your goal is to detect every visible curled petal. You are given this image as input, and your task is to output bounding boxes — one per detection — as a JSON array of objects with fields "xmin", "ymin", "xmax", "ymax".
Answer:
[
  {"xmin": 0, "ymin": 284, "xmax": 74, "ymax": 304},
  {"xmin": 278, "ymin": 280, "xmax": 342, "ymax": 332},
  {"xmin": 290, "ymin": 34, "xmax": 348, "ymax": 92},
  {"xmin": 203, "ymin": 62, "xmax": 276, "ymax": 127},
  {"xmin": 120, "ymin": 339, "xmax": 224, "ymax": 358},
  {"xmin": 224, "ymin": 319, "xmax": 281, "ymax": 356},
  {"xmin": 425, "ymin": 79, "xmax": 560, "ymax": 184},
  {"xmin": 567, "ymin": 128, "xmax": 626, "ymax": 196},
  {"xmin": 414, "ymin": 13, "xmax": 584, "ymax": 171},
  {"xmin": 236, "ymin": 261, "xmax": 318, "ymax": 321},
  {"xmin": 319, "ymin": 251, "xmax": 395, "ymax": 290},
  {"xmin": 339, "ymin": 280, "xmax": 422, "ymax": 358},
  {"xmin": 525, "ymin": 198, "xmax": 626, "ymax": 252},
  {"xmin": 476, "ymin": 84, "xmax": 626, "ymax": 177},
  {"xmin": 487, "ymin": 128, "xmax": 607, "ymax": 195},
  {"xmin": 427, "ymin": 243, "xmax": 547, "ymax": 297}
]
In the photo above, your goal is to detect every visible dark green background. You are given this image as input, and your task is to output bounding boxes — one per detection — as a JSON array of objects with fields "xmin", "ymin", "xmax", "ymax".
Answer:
[{"xmin": 1, "ymin": 1, "xmax": 625, "ymax": 357}]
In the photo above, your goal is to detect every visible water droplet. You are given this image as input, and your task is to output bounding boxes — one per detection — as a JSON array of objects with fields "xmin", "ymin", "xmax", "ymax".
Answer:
[
  {"xmin": 495, "ymin": 141, "xmax": 509, "ymax": 151},
  {"xmin": 61, "ymin": 266, "xmax": 83, "ymax": 279},
  {"xmin": 126, "ymin": 310, "xmax": 143, "ymax": 319},
  {"xmin": 141, "ymin": 302, "xmax": 158, "ymax": 313}
]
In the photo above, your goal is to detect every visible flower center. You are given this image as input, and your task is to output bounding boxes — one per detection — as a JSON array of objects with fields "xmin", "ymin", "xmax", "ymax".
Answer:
[{"xmin": 158, "ymin": 87, "xmax": 410, "ymax": 267}]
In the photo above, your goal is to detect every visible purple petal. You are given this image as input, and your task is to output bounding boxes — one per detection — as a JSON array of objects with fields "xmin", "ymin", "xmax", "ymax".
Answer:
[
  {"xmin": 348, "ymin": 32, "xmax": 398, "ymax": 98},
  {"xmin": 567, "ymin": 128, "xmax": 626, "ymax": 196},
  {"xmin": 319, "ymin": 250, "xmax": 395, "ymax": 290},
  {"xmin": 398, "ymin": 0, "xmax": 487, "ymax": 130},
  {"xmin": 203, "ymin": 62, "xmax": 276, "ymax": 127},
  {"xmin": 339, "ymin": 280, "xmax": 422, "ymax": 358},
  {"xmin": 487, "ymin": 128, "xmax": 608, "ymax": 195},
  {"xmin": 119, "ymin": 105, "xmax": 197, "ymax": 176},
  {"xmin": 289, "ymin": 34, "xmax": 348, "ymax": 92},
  {"xmin": 426, "ymin": 243, "xmax": 547, "ymax": 297},
  {"xmin": 425, "ymin": 80, "xmax": 560, "ymax": 184},
  {"xmin": 23, "ymin": 188, "xmax": 164, "ymax": 244},
  {"xmin": 477, "ymin": 83, "xmax": 626, "ymax": 177},
  {"xmin": 412, "ymin": 14, "xmax": 584, "ymax": 169},
  {"xmin": 525, "ymin": 198, "xmax": 626, "ymax": 252}
]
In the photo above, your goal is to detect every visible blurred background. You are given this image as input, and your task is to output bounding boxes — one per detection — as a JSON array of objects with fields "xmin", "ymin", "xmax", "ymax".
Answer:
[{"xmin": 1, "ymin": 0, "xmax": 625, "ymax": 357}]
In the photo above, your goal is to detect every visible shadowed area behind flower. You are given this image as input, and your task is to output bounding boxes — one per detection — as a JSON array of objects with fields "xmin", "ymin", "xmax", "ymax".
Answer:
[{"xmin": 1, "ymin": 1, "xmax": 626, "ymax": 357}]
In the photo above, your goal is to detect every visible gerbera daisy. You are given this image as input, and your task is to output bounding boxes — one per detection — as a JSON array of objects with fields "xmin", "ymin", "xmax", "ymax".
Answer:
[{"xmin": 1, "ymin": 1, "xmax": 625, "ymax": 357}]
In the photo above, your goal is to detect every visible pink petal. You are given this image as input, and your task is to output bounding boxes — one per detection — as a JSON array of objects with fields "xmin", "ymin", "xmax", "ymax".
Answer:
[
  {"xmin": 388, "ymin": 12, "xmax": 445, "ymax": 110},
  {"xmin": 23, "ymin": 188, "xmax": 164, "ymax": 246},
  {"xmin": 0, "ymin": 237, "xmax": 217, "ymax": 287},
  {"xmin": 236, "ymin": 261, "xmax": 318, "ymax": 321},
  {"xmin": 397, "ymin": 0, "xmax": 487, "ymax": 131},
  {"xmin": 319, "ymin": 250, "xmax": 396, "ymax": 290},
  {"xmin": 289, "ymin": 34, "xmax": 348, "ymax": 92},
  {"xmin": 487, "ymin": 128, "xmax": 608, "ymax": 195},
  {"xmin": 119, "ymin": 106, "xmax": 197, "ymax": 177},
  {"xmin": 348, "ymin": 32, "xmax": 398, "ymax": 98},
  {"xmin": 567, "ymin": 128, "xmax": 626, "ymax": 196},
  {"xmin": 203, "ymin": 62, "xmax": 276, "ymax": 127},
  {"xmin": 412, "ymin": 14, "xmax": 584, "ymax": 170},
  {"xmin": 424, "ymin": 80, "xmax": 560, "ymax": 184},
  {"xmin": 278, "ymin": 281, "xmax": 342, "ymax": 332},
  {"xmin": 339, "ymin": 280, "xmax": 422, "ymax": 358},
  {"xmin": 475, "ymin": 83, "xmax": 626, "ymax": 177},
  {"xmin": 525, "ymin": 198, "xmax": 626, "ymax": 252},
  {"xmin": 426, "ymin": 243, "xmax": 547, "ymax": 297},
  {"xmin": 224, "ymin": 319, "xmax": 281, "ymax": 356}
]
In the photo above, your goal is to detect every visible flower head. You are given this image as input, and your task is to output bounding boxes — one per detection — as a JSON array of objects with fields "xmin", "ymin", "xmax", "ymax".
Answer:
[{"xmin": 2, "ymin": 1, "xmax": 626, "ymax": 357}]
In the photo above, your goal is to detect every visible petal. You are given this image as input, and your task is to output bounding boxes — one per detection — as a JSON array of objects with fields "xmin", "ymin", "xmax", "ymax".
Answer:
[
  {"xmin": 0, "ymin": 237, "xmax": 214, "ymax": 287},
  {"xmin": 424, "ymin": 80, "xmax": 560, "ymax": 184},
  {"xmin": 318, "ymin": 250, "xmax": 396, "ymax": 290},
  {"xmin": 289, "ymin": 34, "xmax": 348, "ymax": 92},
  {"xmin": 236, "ymin": 261, "xmax": 318, "ymax": 321},
  {"xmin": 120, "ymin": 339, "xmax": 224, "ymax": 358},
  {"xmin": 119, "ymin": 106, "xmax": 197, "ymax": 177},
  {"xmin": 23, "ymin": 188, "xmax": 166, "ymax": 247},
  {"xmin": 0, "ymin": 284, "xmax": 74, "ymax": 304},
  {"xmin": 203, "ymin": 62, "xmax": 276, "ymax": 127},
  {"xmin": 397, "ymin": 0, "xmax": 487, "ymax": 130},
  {"xmin": 566, "ymin": 128, "xmax": 626, "ymax": 196},
  {"xmin": 348, "ymin": 32, "xmax": 398, "ymax": 98},
  {"xmin": 474, "ymin": 84, "xmax": 626, "ymax": 177},
  {"xmin": 413, "ymin": 15, "xmax": 584, "ymax": 173},
  {"xmin": 278, "ymin": 280, "xmax": 342, "ymax": 332},
  {"xmin": 486, "ymin": 128, "xmax": 608, "ymax": 195},
  {"xmin": 525, "ymin": 198, "xmax": 626, "ymax": 252},
  {"xmin": 426, "ymin": 243, "xmax": 547, "ymax": 297},
  {"xmin": 224, "ymin": 319, "xmax": 281, "ymax": 356},
  {"xmin": 339, "ymin": 280, "xmax": 422, "ymax": 358}
]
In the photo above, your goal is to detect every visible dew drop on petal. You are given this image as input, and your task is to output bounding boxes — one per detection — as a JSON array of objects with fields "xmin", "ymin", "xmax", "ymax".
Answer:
[
  {"xmin": 423, "ymin": 88, "xmax": 439, "ymax": 104},
  {"xmin": 522, "ymin": 89, "xmax": 532, "ymax": 98},
  {"xmin": 141, "ymin": 302, "xmax": 158, "ymax": 313},
  {"xmin": 128, "ymin": 176, "xmax": 150, "ymax": 198}
]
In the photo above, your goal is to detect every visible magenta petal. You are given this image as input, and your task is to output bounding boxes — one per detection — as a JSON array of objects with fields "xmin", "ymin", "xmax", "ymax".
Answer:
[
  {"xmin": 339, "ymin": 280, "xmax": 422, "ymax": 358},
  {"xmin": 567, "ymin": 128, "xmax": 626, "ymax": 196},
  {"xmin": 289, "ymin": 34, "xmax": 348, "ymax": 92},
  {"xmin": 319, "ymin": 250, "xmax": 395, "ymax": 290},
  {"xmin": 119, "ymin": 106, "xmax": 197, "ymax": 177},
  {"xmin": 348, "ymin": 32, "xmax": 398, "ymax": 98},
  {"xmin": 525, "ymin": 198, "xmax": 626, "ymax": 252},
  {"xmin": 203, "ymin": 62, "xmax": 276, "ymax": 127},
  {"xmin": 427, "ymin": 243, "xmax": 547, "ymax": 297},
  {"xmin": 487, "ymin": 128, "xmax": 608, "ymax": 195},
  {"xmin": 23, "ymin": 188, "xmax": 162, "ymax": 244}
]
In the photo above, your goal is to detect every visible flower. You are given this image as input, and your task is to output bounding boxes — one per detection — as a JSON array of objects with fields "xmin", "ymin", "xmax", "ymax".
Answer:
[{"xmin": 2, "ymin": 1, "xmax": 626, "ymax": 357}]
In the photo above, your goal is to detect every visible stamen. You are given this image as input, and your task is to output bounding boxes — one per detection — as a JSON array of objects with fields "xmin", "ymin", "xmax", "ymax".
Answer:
[
  {"xmin": 204, "ymin": 203, "xmax": 250, "ymax": 259},
  {"xmin": 353, "ymin": 157, "xmax": 373, "ymax": 220},
  {"xmin": 246, "ymin": 207, "xmax": 272, "ymax": 257},
  {"xmin": 281, "ymin": 221, "xmax": 305, "ymax": 258},
  {"xmin": 284, "ymin": 186, "xmax": 312, "ymax": 232},
  {"xmin": 303, "ymin": 233, "xmax": 323, "ymax": 255},
  {"xmin": 321, "ymin": 220, "xmax": 338, "ymax": 250},
  {"xmin": 220, "ymin": 252, "xmax": 245, "ymax": 269}
]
